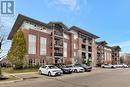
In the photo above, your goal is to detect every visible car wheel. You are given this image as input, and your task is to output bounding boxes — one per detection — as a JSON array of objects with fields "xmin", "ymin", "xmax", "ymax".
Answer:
[
  {"xmin": 48, "ymin": 72, "xmax": 51, "ymax": 76},
  {"xmin": 74, "ymin": 69, "xmax": 78, "ymax": 73},
  {"xmin": 39, "ymin": 70, "xmax": 42, "ymax": 75}
]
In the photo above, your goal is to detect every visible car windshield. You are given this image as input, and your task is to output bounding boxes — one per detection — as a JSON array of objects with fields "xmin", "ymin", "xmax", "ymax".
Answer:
[
  {"xmin": 66, "ymin": 65, "xmax": 72, "ymax": 68},
  {"xmin": 62, "ymin": 65, "xmax": 67, "ymax": 68},
  {"xmin": 81, "ymin": 64, "xmax": 87, "ymax": 67},
  {"xmin": 48, "ymin": 65, "xmax": 58, "ymax": 69}
]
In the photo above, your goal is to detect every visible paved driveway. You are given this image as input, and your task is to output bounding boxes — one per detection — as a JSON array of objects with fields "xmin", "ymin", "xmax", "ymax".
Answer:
[{"xmin": 1, "ymin": 68, "xmax": 130, "ymax": 87}]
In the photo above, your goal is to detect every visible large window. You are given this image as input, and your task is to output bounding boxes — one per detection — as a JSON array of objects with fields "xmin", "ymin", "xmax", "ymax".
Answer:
[
  {"xmin": 40, "ymin": 37, "xmax": 47, "ymax": 55},
  {"xmin": 74, "ymin": 43, "xmax": 76, "ymax": 49},
  {"xmin": 28, "ymin": 34, "xmax": 36, "ymax": 54},
  {"xmin": 64, "ymin": 42, "xmax": 67, "ymax": 57}
]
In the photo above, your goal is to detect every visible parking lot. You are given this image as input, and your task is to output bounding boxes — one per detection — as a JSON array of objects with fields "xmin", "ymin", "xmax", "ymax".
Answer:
[{"xmin": 1, "ymin": 68, "xmax": 130, "ymax": 87}]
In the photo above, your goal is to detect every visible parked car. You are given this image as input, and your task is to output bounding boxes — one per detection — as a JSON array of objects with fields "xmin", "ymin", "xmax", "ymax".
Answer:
[
  {"xmin": 101, "ymin": 64, "xmax": 116, "ymax": 68},
  {"xmin": 66, "ymin": 64, "xmax": 85, "ymax": 73},
  {"xmin": 38, "ymin": 65, "xmax": 63, "ymax": 76},
  {"xmin": 74, "ymin": 64, "xmax": 92, "ymax": 72},
  {"xmin": 54, "ymin": 64, "xmax": 72, "ymax": 74},
  {"xmin": 122, "ymin": 64, "xmax": 129, "ymax": 68},
  {"xmin": 114, "ymin": 64, "xmax": 129, "ymax": 68},
  {"xmin": 128, "ymin": 64, "xmax": 130, "ymax": 68},
  {"xmin": 114, "ymin": 64, "xmax": 123, "ymax": 68}
]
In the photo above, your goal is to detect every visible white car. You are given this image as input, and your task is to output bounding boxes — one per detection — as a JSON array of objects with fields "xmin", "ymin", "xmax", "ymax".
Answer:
[
  {"xmin": 114, "ymin": 64, "xmax": 123, "ymax": 68},
  {"xmin": 66, "ymin": 65, "xmax": 85, "ymax": 73},
  {"xmin": 114, "ymin": 64, "xmax": 129, "ymax": 68},
  {"xmin": 101, "ymin": 64, "xmax": 115, "ymax": 68},
  {"xmin": 38, "ymin": 65, "xmax": 63, "ymax": 76},
  {"xmin": 122, "ymin": 64, "xmax": 129, "ymax": 68}
]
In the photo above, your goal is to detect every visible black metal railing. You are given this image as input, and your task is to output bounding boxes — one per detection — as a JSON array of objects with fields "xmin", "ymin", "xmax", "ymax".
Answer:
[{"xmin": 54, "ymin": 53, "xmax": 63, "ymax": 56}]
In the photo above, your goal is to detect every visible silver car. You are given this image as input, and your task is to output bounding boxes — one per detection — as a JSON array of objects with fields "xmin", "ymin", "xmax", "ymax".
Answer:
[{"xmin": 101, "ymin": 64, "xmax": 115, "ymax": 68}]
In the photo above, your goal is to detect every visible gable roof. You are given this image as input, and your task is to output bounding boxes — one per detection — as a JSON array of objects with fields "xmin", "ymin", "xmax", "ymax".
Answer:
[
  {"xmin": 96, "ymin": 41, "xmax": 107, "ymax": 45},
  {"xmin": 8, "ymin": 14, "xmax": 100, "ymax": 40},
  {"xmin": 69, "ymin": 26, "xmax": 99, "ymax": 39},
  {"xmin": 8, "ymin": 14, "xmax": 47, "ymax": 40},
  {"xmin": 47, "ymin": 22, "xmax": 69, "ymax": 30}
]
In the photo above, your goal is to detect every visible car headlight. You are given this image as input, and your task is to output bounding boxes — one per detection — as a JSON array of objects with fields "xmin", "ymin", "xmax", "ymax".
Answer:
[{"xmin": 70, "ymin": 69, "xmax": 72, "ymax": 71}]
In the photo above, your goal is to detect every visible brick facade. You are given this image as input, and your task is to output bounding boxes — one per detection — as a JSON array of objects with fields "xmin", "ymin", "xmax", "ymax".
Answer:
[{"xmin": 8, "ymin": 14, "xmax": 120, "ymax": 66}]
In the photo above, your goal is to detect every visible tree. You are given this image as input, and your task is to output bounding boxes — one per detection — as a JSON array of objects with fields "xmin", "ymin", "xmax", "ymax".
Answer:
[
  {"xmin": 120, "ymin": 56, "xmax": 124, "ymax": 64},
  {"xmin": 7, "ymin": 29, "xmax": 27, "ymax": 69}
]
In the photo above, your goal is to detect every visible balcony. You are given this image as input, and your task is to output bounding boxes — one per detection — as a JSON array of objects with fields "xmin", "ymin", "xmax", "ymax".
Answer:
[
  {"xmin": 88, "ymin": 46, "xmax": 92, "ymax": 52},
  {"xmin": 88, "ymin": 41, "xmax": 92, "ymax": 45},
  {"xmin": 82, "ymin": 48, "xmax": 87, "ymax": 51},
  {"xmin": 54, "ymin": 31, "xmax": 63, "ymax": 38},
  {"xmin": 54, "ymin": 44, "xmax": 63, "ymax": 48},
  {"xmin": 54, "ymin": 53, "xmax": 63, "ymax": 56},
  {"xmin": 88, "ymin": 38, "xmax": 93, "ymax": 45},
  {"xmin": 50, "ymin": 32, "xmax": 63, "ymax": 38},
  {"xmin": 82, "ymin": 52, "xmax": 86, "ymax": 59},
  {"xmin": 82, "ymin": 56, "xmax": 86, "ymax": 59},
  {"xmin": 82, "ymin": 44, "xmax": 86, "ymax": 51},
  {"xmin": 82, "ymin": 39, "xmax": 86, "ymax": 43},
  {"xmin": 88, "ymin": 49, "xmax": 92, "ymax": 52}
]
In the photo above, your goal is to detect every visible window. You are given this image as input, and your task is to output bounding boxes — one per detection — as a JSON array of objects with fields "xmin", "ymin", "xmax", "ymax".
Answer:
[
  {"xmin": 74, "ymin": 52, "xmax": 76, "ymax": 56},
  {"xmin": 28, "ymin": 34, "xmax": 36, "ymax": 54},
  {"xmin": 40, "ymin": 37, "xmax": 47, "ymax": 55},
  {"xmin": 40, "ymin": 59, "xmax": 44, "ymax": 64},
  {"xmin": 64, "ymin": 42, "xmax": 67, "ymax": 57},
  {"xmin": 74, "ymin": 43, "xmax": 76, "ymax": 49},
  {"xmin": 29, "ymin": 59, "xmax": 33, "ymax": 64},
  {"xmin": 74, "ymin": 34, "xmax": 78, "ymax": 40}
]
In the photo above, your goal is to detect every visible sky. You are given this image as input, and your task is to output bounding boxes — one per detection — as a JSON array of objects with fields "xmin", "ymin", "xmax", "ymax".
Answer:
[{"xmin": 0, "ymin": 0, "xmax": 130, "ymax": 57}]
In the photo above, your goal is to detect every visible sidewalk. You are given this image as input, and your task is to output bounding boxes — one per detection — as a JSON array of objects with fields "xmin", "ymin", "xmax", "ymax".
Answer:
[{"xmin": 0, "ymin": 72, "xmax": 38, "ymax": 84}]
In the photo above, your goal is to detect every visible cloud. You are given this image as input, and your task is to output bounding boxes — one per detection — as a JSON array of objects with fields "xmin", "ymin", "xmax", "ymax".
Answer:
[
  {"xmin": 0, "ymin": 16, "xmax": 16, "ymax": 35},
  {"xmin": 0, "ymin": 16, "xmax": 16, "ymax": 59},
  {"xmin": 53, "ymin": 0, "xmax": 80, "ymax": 11},
  {"xmin": 1, "ymin": 16, "xmax": 15, "ymax": 28},
  {"xmin": 112, "ymin": 40, "xmax": 130, "ymax": 47},
  {"xmin": 111, "ymin": 40, "xmax": 130, "ymax": 53}
]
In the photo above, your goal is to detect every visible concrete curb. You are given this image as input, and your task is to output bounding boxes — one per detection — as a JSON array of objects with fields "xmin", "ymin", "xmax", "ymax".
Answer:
[{"xmin": 3, "ymin": 72, "xmax": 38, "ymax": 76}]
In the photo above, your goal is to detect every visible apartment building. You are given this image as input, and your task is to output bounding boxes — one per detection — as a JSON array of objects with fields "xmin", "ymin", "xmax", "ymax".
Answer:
[
  {"xmin": 111, "ymin": 46, "xmax": 121, "ymax": 64},
  {"xmin": 8, "ymin": 14, "xmax": 99, "ymax": 66},
  {"xmin": 120, "ymin": 53, "xmax": 130, "ymax": 65},
  {"xmin": 96, "ymin": 41, "xmax": 120, "ymax": 66}
]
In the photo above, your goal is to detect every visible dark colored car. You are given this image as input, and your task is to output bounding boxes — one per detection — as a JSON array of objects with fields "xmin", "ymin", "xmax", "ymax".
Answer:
[
  {"xmin": 75, "ymin": 64, "xmax": 92, "ymax": 72},
  {"xmin": 54, "ymin": 64, "xmax": 72, "ymax": 74}
]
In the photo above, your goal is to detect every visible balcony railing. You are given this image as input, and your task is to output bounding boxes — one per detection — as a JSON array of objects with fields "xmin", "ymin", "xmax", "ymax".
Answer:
[
  {"xmin": 54, "ymin": 32, "xmax": 62, "ymax": 36},
  {"xmin": 88, "ymin": 41, "xmax": 92, "ymax": 45},
  {"xmin": 54, "ymin": 53, "xmax": 63, "ymax": 56},
  {"xmin": 88, "ymin": 49, "xmax": 92, "ymax": 52},
  {"xmin": 82, "ymin": 56, "xmax": 86, "ymax": 59},
  {"xmin": 82, "ymin": 48, "xmax": 86, "ymax": 51},
  {"xmin": 54, "ymin": 44, "xmax": 63, "ymax": 48}
]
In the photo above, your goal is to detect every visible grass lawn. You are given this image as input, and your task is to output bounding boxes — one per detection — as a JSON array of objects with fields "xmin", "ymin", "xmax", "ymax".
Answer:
[
  {"xmin": 2, "ymin": 67, "xmax": 38, "ymax": 74},
  {"xmin": 0, "ymin": 75, "xmax": 19, "ymax": 82}
]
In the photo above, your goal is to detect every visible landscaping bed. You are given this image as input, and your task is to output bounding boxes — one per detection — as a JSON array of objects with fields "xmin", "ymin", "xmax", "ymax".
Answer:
[
  {"xmin": 0, "ymin": 75, "xmax": 19, "ymax": 82},
  {"xmin": 2, "ymin": 67, "xmax": 38, "ymax": 74}
]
